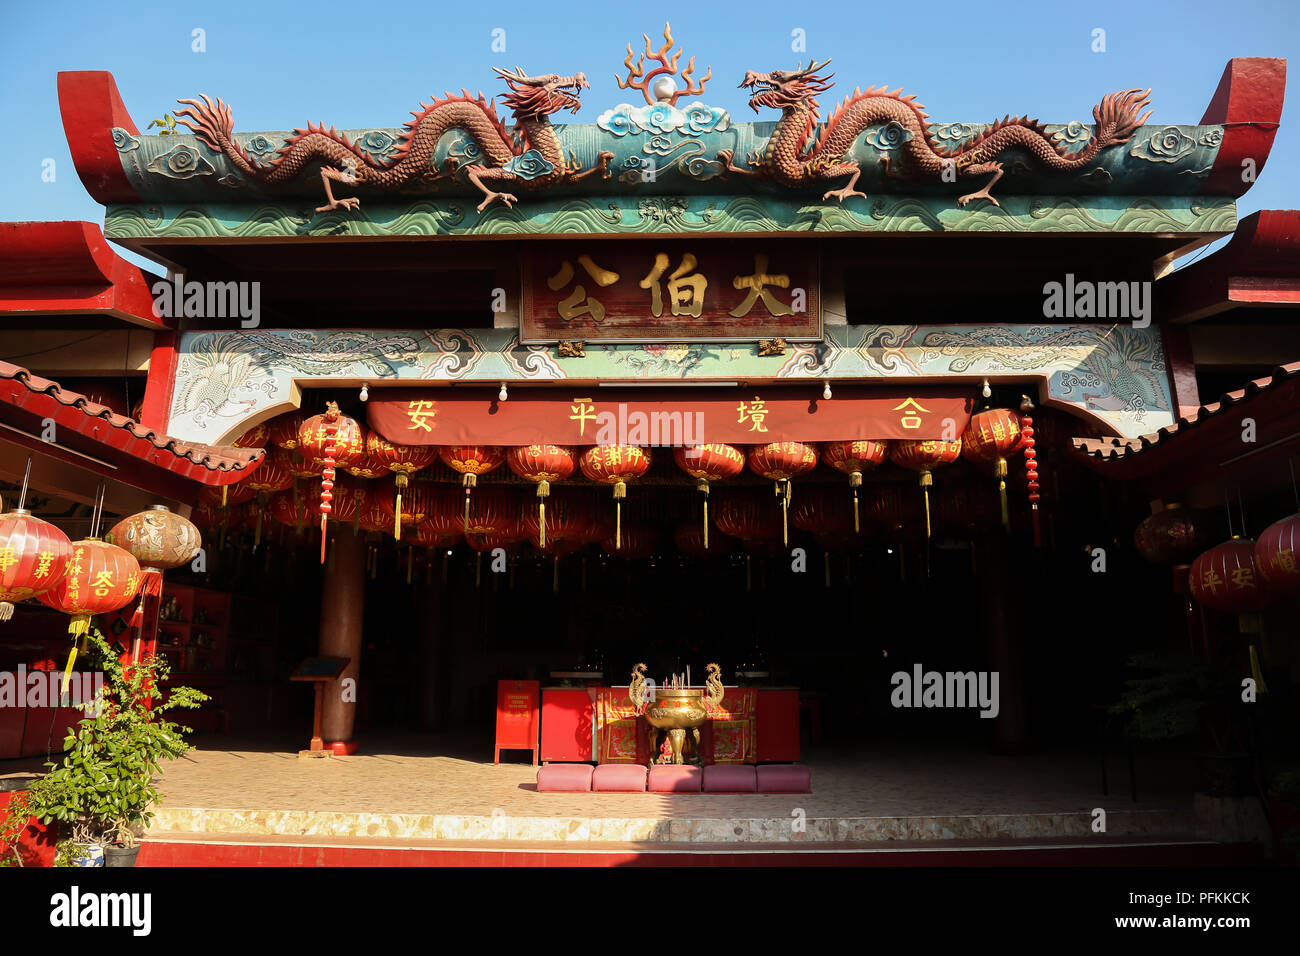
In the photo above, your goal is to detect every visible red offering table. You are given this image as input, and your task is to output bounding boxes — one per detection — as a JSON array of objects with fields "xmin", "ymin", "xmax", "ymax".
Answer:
[
  {"xmin": 540, "ymin": 687, "xmax": 595, "ymax": 762},
  {"xmin": 495, "ymin": 680, "xmax": 540, "ymax": 765},
  {"xmin": 756, "ymin": 688, "xmax": 801, "ymax": 762}
]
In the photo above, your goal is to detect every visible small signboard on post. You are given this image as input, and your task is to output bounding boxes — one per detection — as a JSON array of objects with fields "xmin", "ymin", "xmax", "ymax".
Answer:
[
  {"xmin": 494, "ymin": 680, "xmax": 540, "ymax": 765},
  {"xmin": 290, "ymin": 656, "xmax": 351, "ymax": 759}
]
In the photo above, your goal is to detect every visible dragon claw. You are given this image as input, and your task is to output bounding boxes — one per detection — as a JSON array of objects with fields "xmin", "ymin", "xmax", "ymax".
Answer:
[
  {"xmin": 957, "ymin": 192, "xmax": 1000, "ymax": 208},
  {"xmin": 314, "ymin": 197, "xmax": 361, "ymax": 213},
  {"xmin": 822, "ymin": 187, "xmax": 867, "ymax": 202},
  {"xmin": 476, "ymin": 191, "xmax": 518, "ymax": 213}
]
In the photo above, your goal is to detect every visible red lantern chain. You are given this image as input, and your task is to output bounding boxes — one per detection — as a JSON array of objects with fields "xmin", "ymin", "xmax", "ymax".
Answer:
[
  {"xmin": 1020, "ymin": 396, "xmax": 1041, "ymax": 546},
  {"xmin": 314, "ymin": 404, "xmax": 341, "ymax": 563}
]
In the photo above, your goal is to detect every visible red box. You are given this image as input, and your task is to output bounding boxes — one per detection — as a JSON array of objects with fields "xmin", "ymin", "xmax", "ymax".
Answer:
[
  {"xmin": 540, "ymin": 688, "xmax": 594, "ymax": 762},
  {"xmin": 494, "ymin": 680, "xmax": 539, "ymax": 765}
]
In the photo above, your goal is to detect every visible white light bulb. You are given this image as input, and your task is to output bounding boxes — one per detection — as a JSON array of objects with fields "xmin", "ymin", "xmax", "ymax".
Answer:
[
  {"xmin": 499, "ymin": 383, "xmax": 508, "ymax": 402},
  {"xmin": 359, "ymin": 383, "xmax": 369, "ymax": 402},
  {"xmin": 981, "ymin": 379, "xmax": 991, "ymax": 399},
  {"xmin": 822, "ymin": 381, "xmax": 832, "ymax": 400}
]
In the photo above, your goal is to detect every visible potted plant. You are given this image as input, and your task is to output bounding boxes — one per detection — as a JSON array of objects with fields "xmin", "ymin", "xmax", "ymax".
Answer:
[
  {"xmin": 1110, "ymin": 651, "xmax": 1253, "ymax": 796},
  {"xmin": 25, "ymin": 625, "xmax": 207, "ymax": 866}
]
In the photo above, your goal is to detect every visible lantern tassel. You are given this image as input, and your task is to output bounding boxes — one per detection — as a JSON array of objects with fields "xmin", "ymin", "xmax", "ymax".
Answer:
[
  {"xmin": 463, "ymin": 492, "xmax": 471, "ymax": 535},
  {"xmin": 616, "ymin": 500, "xmax": 622, "ymax": 550},
  {"xmin": 539, "ymin": 499, "xmax": 546, "ymax": 549},
  {"xmin": 996, "ymin": 459, "xmax": 1009, "ymax": 530},
  {"xmin": 703, "ymin": 497, "xmax": 709, "ymax": 550},
  {"xmin": 0, "ymin": 602, "xmax": 13, "ymax": 622},
  {"xmin": 61, "ymin": 615, "xmax": 90, "ymax": 695},
  {"xmin": 320, "ymin": 515, "xmax": 328, "ymax": 563},
  {"xmin": 1249, "ymin": 644, "xmax": 1269, "ymax": 695},
  {"xmin": 395, "ymin": 490, "xmax": 403, "ymax": 541},
  {"xmin": 853, "ymin": 490, "xmax": 860, "ymax": 534}
]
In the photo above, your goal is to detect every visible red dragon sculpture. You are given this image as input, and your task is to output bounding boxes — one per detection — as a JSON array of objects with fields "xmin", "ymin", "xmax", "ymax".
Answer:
[
  {"xmin": 718, "ymin": 59, "xmax": 1153, "ymax": 206},
  {"xmin": 174, "ymin": 68, "xmax": 614, "ymax": 213}
]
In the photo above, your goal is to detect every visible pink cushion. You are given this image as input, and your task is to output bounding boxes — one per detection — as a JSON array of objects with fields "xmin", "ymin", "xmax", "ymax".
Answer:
[
  {"xmin": 703, "ymin": 764, "xmax": 757, "ymax": 793},
  {"xmin": 593, "ymin": 764, "xmax": 648, "ymax": 792},
  {"xmin": 647, "ymin": 765, "xmax": 703, "ymax": 793},
  {"xmin": 537, "ymin": 764, "xmax": 593, "ymax": 792},
  {"xmin": 756, "ymin": 764, "xmax": 811, "ymax": 793}
]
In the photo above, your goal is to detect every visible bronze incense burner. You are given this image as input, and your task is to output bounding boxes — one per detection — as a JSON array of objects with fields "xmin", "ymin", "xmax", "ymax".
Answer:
[{"xmin": 629, "ymin": 663, "xmax": 725, "ymax": 766}]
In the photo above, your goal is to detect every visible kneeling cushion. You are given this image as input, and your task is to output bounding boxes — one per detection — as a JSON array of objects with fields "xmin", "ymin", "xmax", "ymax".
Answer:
[
  {"xmin": 648, "ymin": 765, "xmax": 703, "ymax": 793},
  {"xmin": 593, "ymin": 764, "xmax": 648, "ymax": 792},
  {"xmin": 703, "ymin": 764, "xmax": 757, "ymax": 793},
  {"xmin": 756, "ymin": 764, "xmax": 811, "ymax": 793},
  {"xmin": 537, "ymin": 764, "xmax": 594, "ymax": 792}
]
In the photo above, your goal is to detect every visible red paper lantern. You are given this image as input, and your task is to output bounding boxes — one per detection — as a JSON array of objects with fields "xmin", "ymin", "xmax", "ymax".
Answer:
[
  {"xmin": 601, "ymin": 525, "xmax": 658, "ymax": 559},
  {"xmin": 890, "ymin": 439, "xmax": 962, "ymax": 538},
  {"xmin": 410, "ymin": 522, "xmax": 461, "ymax": 550},
  {"xmin": 344, "ymin": 452, "xmax": 390, "ymax": 480},
  {"xmin": 361, "ymin": 483, "xmax": 433, "ymax": 540},
  {"xmin": 299, "ymin": 404, "xmax": 366, "ymax": 562},
  {"xmin": 713, "ymin": 489, "xmax": 783, "ymax": 543},
  {"xmin": 365, "ymin": 434, "xmax": 439, "ymax": 539},
  {"xmin": 269, "ymin": 491, "xmax": 317, "ymax": 532},
  {"xmin": 240, "ymin": 450, "xmax": 296, "ymax": 547},
  {"xmin": 519, "ymin": 486, "xmax": 590, "ymax": 544},
  {"xmin": 298, "ymin": 411, "xmax": 366, "ymax": 470},
  {"xmin": 821, "ymin": 440, "xmax": 889, "ymax": 533},
  {"xmin": 674, "ymin": 522, "xmax": 734, "ymax": 558},
  {"xmin": 1255, "ymin": 513, "xmax": 1300, "ymax": 592},
  {"xmin": 200, "ymin": 481, "xmax": 255, "ymax": 508},
  {"xmin": 507, "ymin": 444, "xmax": 580, "ymax": 548},
  {"xmin": 328, "ymin": 475, "xmax": 367, "ymax": 530},
  {"xmin": 38, "ymin": 538, "xmax": 141, "ymax": 684},
  {"xmin": 746, "ymin": 441, "xmax": 818, "ymax": 545},
  {"xmin": 961, "ymin": 408, "xmax": 1023, "ymax": 528},
  {"xmin": 673, "ymin": 444, "xmax": 745, "ymax": 550},
  {"xmin": 1134, "ymin": 505, "xmax": 1202, "ymax": 566},
  {"xmin": 267, "ymin": 411, "xmax": 308, "ymax": 450},
  {"xmin": 1189, "ymin": 538, "xmax": 1270, "ymax": 613},
  {"xmin": 0, "ymin": 509, "xmax": 72, "ymax": 620},
  {"xmin": 791, "ymin": 484, "xmax": 855, "ymax": 537},
  {"xmin": 438, "ymin": 445, "xmax": 506, "ymax": 533},
  {"xmin": 579, "ymin": 445, "xmax": 652, "ymax": 550},
  {"xmin": 230, "ymin": 422, "xmax": 269, "ymax": 449}
]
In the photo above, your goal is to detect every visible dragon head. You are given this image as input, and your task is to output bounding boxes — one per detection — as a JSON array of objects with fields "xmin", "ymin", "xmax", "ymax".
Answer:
[
  {"xmin": 740, "ymin": 58, "xmax": 834, "ymax": 113},
  {"xmin": 492, "ymin": 67, "xmax": 590, "ymax": 119}
]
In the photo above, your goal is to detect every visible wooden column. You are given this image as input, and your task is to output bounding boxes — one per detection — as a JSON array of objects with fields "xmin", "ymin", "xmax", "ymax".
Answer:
[
  {"xmin": 319, "ymin": 531, "xmax": 365, "ymax": 746},
  {"xmin": 981, "ymin": 533, "xmax": 1027, "ymax": 753}
]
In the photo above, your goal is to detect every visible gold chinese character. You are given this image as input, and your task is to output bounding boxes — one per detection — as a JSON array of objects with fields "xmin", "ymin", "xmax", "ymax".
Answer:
[
  {"xmin": 737, "ymin": 397, "xmax": 770, "ymax": 433},
  {"xmin": 570, "ymin": 397, "xmax": 598, "ymax": 438},
  {"xmin": 407, "ymin": 400, "xmax": 437, "ymax": 432},
  {"xmin": 1277, "ymin": 550, "xmax": 1297, "ymax": 574},
  {"xmin": 893, "ymin": 398, "xmax": 931, "ymax": 430},
  {"xmin": 1200, "ymin": 569, "xmax": 1223, "ymax": 594},
  {"xmin": 33, "ymin": 551, "xmax": 54, "ymax": 578},
  {"xmin": 90, "ymin": 569, "xmax": 114, "ymax": 597},
  {"xmin": 0, "ymin": 547, "xmax": 16, "ymax": 574},
  {"xmin": 548, "ymin": 256, "xmax": 621, "ymax": 323},
  {"xmin": 1229, "ymin": 567, "xmax": 1256, "ymax": 589},
  {"xmin": 639, "ymin": 253, "xmax": 707, "ymax": 318},
  {"xmin": 729, "ymin": 254, "xmax": 793, "ymax": 318}
]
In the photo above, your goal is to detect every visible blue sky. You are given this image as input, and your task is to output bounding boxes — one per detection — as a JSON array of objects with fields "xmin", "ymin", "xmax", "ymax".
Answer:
[{"xmin": 0, "ymin": 0, "xmax": 1294, "ymax": 260}]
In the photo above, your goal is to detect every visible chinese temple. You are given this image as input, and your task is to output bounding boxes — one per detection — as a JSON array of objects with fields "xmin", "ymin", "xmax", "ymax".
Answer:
[{"xmin": 0, "ymin": 29, "xmax": 1296, "ymax": 865}]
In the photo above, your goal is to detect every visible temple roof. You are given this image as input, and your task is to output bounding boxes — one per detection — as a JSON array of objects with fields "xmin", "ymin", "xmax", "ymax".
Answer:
[{"xmin": 0, "ymin": 360, "xmax": 263, "ymax": 488}]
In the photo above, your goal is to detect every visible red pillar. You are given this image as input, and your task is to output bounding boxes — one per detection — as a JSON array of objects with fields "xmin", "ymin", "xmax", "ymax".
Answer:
[{"xmin": 320, "ymin": 531, "xmax": 364, "ymax": 753}]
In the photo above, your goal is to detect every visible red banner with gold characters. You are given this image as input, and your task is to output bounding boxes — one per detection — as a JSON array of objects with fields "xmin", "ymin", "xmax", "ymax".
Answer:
[
  {"xmin": 520, "ymin": 241, "xmax": 820, "ymax": 343},
  {"xmin": 367, "ymin": 387, "xmax": 973, "ymax": 445}
]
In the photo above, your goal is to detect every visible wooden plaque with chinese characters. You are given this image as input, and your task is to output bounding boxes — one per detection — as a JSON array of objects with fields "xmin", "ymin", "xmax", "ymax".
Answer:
[{"xmin": 520, "ymin": 240, "xmax": 821, "ymax": 343}]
